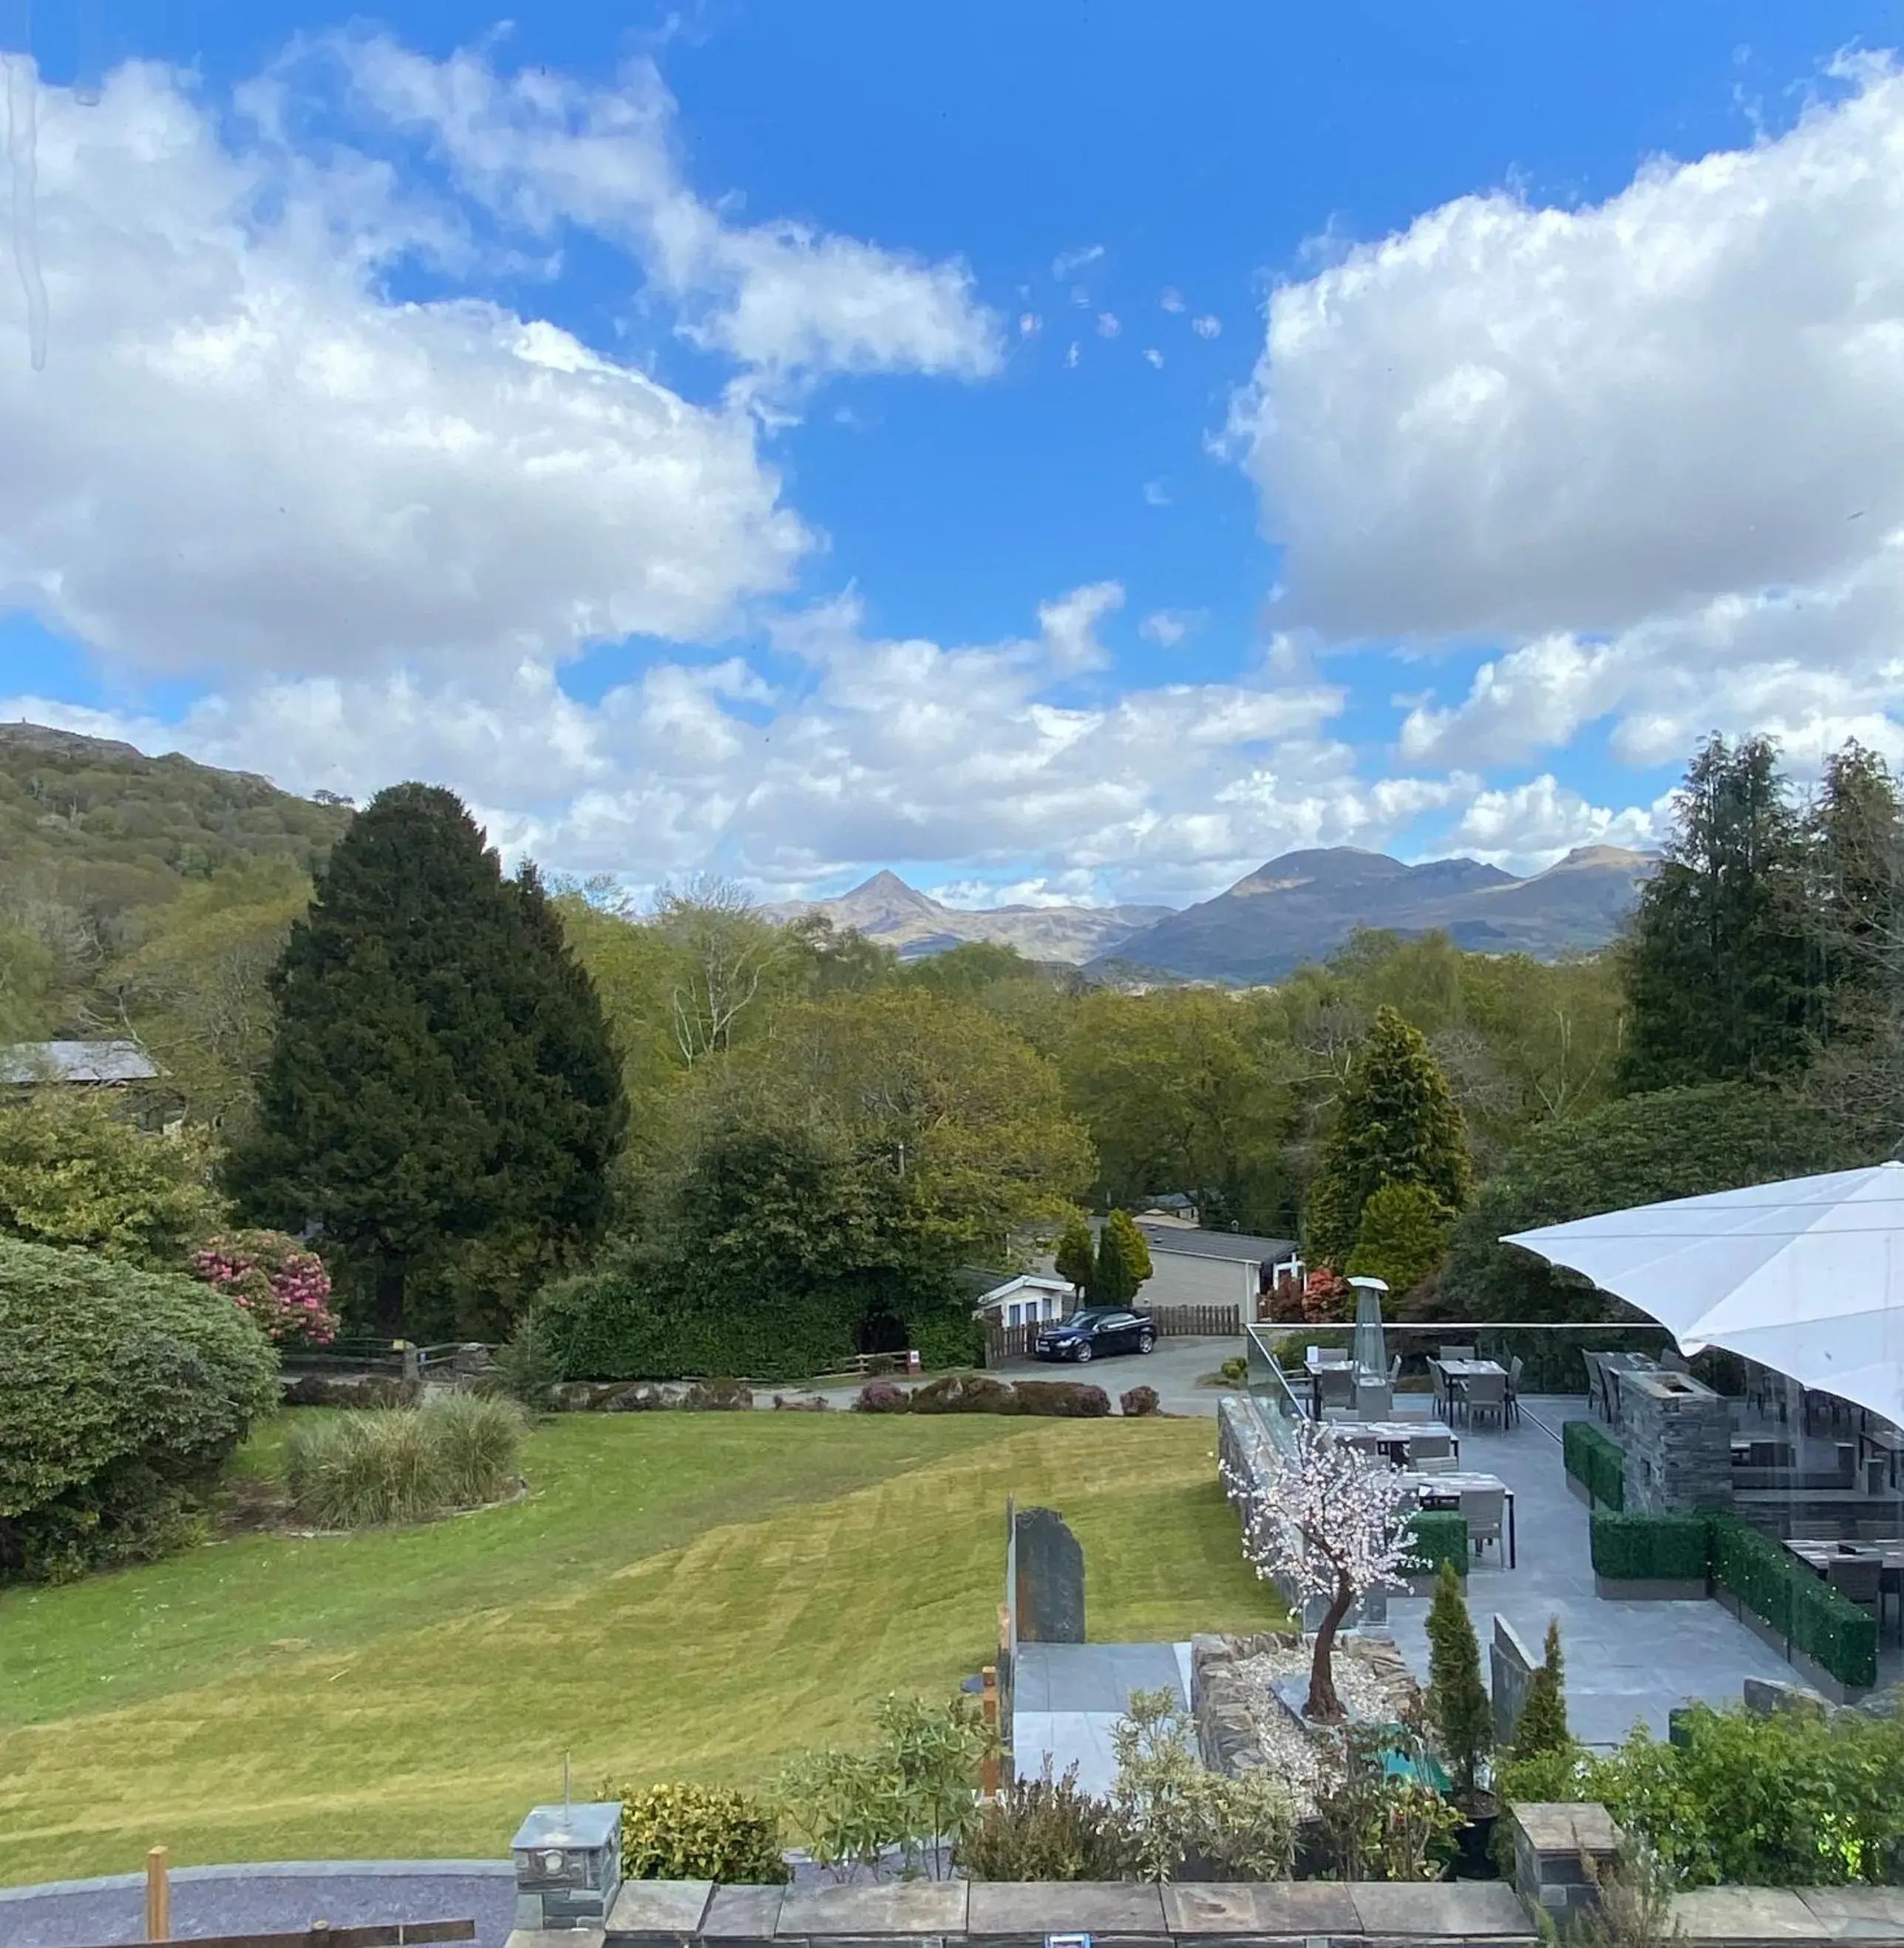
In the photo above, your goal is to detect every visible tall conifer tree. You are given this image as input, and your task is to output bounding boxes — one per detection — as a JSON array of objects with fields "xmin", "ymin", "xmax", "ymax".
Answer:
[
  {"xmin": 228, "ymin": 785, "xmax": 624, "ymax": 1335},
  {"xmin": 1305, "ymin": 1006, "xmax": 1469, "ymax": 1268}
]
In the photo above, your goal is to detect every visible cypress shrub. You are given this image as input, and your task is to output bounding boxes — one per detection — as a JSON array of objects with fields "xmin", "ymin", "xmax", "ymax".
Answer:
[{"xmin": 1424, "ymin": 1560, "xmax": 1491, "ymax": 1800}]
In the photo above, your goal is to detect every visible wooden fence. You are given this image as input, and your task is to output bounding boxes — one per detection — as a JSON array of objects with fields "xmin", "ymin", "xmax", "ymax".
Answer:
[{"xmin": 983, "ymin": 1302, "xmax": 1240, "ymax": 1366}]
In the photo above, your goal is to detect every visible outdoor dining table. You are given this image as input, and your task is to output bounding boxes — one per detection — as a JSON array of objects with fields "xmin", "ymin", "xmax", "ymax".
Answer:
[
  {"xmin": 1395, "ymin": 1468, "xmax": 1517, "ymax": 1567},
  {"xmin": 1333, "ymin": 1420, "xmax": 1461, "ymax": 1468},
  {"xmin": 1784, "ymin": 1536, "xmax": 1904, "ymax": 1642},
  {"xmin": 1432, "ymin": 1356, "xmax": 1506, "ymax": 1420}
]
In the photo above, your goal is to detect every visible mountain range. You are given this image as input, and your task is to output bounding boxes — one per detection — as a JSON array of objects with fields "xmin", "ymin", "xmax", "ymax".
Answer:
[
  {"xmin": 771, "ymin": 845, "xmax": 1653, "ymax": 983},
  {"xmin": 762, "ymin": 871, "xmax": 1172, "ymax": 964}
]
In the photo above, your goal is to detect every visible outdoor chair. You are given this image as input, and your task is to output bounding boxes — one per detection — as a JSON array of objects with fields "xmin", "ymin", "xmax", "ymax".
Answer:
[
  {"xmin": 1582, "ymin": 1350, "xmax": 1605, "ymax": 1417},
  {"xmin": 1415, "ymin": 1454, "xmax": 1459, "ymax": 1475},
  {"xmin": 1459, "ymin": 1485, "xmax": 1507, "ymax": 1562},
  {"xmin": 1790, "ymin": 1517, "xmax": 1846, "ymax": 1540},
  {"xmin": 1460, "ymin": 1370, "xmax": 1508, "ymax": 1431},
  {"xmin": 1506, "ymin": 1355, "xmax": 1525, "ymax": 1429},
  {"xmin": 1826, "ymin": 1556, "xmax": 1883, "ymax": 1628},
  {"xmin": 1316, "ymin": 1365, "xmax": 1356, "ymax": 1414},
  {"xmin": 1857, "ymin": 1521, "xmax": 1900, "ymax": 1542},
  {"xmin": 1440, "ymin": 1344, "xmax": 1476, "ymax": 1363},
  {"xmin": 1390, "ymin": 1353, "xmax": 1403, "ymax": 1385},
  {"xmin": 1409, "ymin": 1430, "xmax": 1455, "ymax": 1461},
  {"xmin": 1355, "ymin": 1380, "xmax": 1393, "ymax": 1420}
]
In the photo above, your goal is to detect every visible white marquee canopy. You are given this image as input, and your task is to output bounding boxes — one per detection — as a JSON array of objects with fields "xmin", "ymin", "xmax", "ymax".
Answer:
[{"xmin": 1504, "ymin": 1161, "xmax": 1904, "ymax": 1431}]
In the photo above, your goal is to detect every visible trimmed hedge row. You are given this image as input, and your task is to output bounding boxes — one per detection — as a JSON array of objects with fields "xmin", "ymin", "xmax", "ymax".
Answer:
[
  {"xmin": 1588, "ymin": 1509, "xmax": 1880, "ymax": 1692},
  {"xmin": 1562, "ymin": 1418, "xmax": 1625, "ymax": 1510},
  {"xmin": 1591, "ymin": 1511, "xmax": 1709, "ymax": 1581},
  {"xmin": 1406, "ymin": 1509, "xmax": 1469, "ymax": 1581}
]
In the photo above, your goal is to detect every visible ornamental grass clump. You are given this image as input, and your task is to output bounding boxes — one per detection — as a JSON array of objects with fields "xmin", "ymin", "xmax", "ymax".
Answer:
[{"xmin": 284, "ymin": 1396, "xmax": 525, "ymax": 1528}]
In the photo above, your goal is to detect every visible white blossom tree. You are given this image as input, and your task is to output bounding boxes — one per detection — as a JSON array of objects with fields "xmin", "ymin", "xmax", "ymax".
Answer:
[{"xmin": 1223, "ymin": 1417, "xmax": 1421, "ymax": 1720}]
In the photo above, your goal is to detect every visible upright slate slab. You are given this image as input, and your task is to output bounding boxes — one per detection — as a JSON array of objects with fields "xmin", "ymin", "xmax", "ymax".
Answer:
[
  {"xmin": 968, "ymin": 1880, "xmax": 1167, "ymax": 1948},
  {"xmin": 1014, "ymin": 1506, "xmax": 1085, "ymax": 1643}
]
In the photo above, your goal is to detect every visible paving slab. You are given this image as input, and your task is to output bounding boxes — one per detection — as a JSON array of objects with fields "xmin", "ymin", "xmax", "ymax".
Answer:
[
  {"xmin": 509, "ymin": 1932, "xmax": 606, "ymax": 1948},
  {"xmin": 605, "ymin": 1879, "xmax": 715, "ymax": 1942},
  {"xmin": 1673, "ymin": 1887, "xmax": 1828, "ymax": 1942},
  {"xmin": 776, "ymin": 1880, "xmax": 968, "ymax": 1938},
  {"xmin": 1347, "ymin": 1881, "xmax": 1534, "ymax": 1938},
  {"xmin": 967, "ymin": 1879, "xmax": 1167, "ymax": 1944},
  {"xmin": 701, "ymin": 1884, "xmax": 786, "ymax": 1943},
  {"xmin": 1162, "ymin": 1879, "xmax": 1361, "ymax": 1938}
]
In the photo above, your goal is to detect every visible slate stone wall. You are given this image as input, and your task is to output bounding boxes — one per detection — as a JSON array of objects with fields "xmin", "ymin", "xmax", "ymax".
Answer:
[{"xmin": 1616, "ymin": 1370, "xmax": 1733, "ymax": 1513}]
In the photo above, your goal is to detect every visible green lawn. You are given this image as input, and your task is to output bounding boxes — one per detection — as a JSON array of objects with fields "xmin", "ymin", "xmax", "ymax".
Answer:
[{"xmin": 0, "ymin": 1411, "xmax": 1279, "ymax": 1884}]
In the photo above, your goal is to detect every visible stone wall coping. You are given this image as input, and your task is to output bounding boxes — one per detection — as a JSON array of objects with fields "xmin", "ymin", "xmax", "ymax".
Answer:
[
  {"xmin": 1671, "ymin": 1884, "xmax": 1904, "ymax": 1944},
  {"xmin": 1507, "ymin": 1802, "xmax": 1620, "ymax": 1854},
  {"xmin": 582, "ymin": 1879, "xmax": 1538, "ymax": 1947}
]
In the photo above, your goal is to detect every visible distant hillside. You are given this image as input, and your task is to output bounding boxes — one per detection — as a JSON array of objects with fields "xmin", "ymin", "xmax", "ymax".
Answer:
[
  {"xmin": 1093, "ymin": 844, "xmax": 1653, "ymax": 984},
  {"xmin": 764, "ymin": 870, "xmax": 1173, "ymax": 964},
  {"xmin": 0, "ymin": 722, "xmax": 353, "ymax": 924}
]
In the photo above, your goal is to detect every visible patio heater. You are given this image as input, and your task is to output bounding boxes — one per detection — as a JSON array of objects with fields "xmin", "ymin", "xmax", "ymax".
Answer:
[{"xmin": 1349, "ymin": 1276, "xmax": 1389, "ymax": 1378}]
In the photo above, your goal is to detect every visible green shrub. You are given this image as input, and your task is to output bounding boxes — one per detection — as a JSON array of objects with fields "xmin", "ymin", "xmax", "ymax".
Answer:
[
  {"xmin": 910, "ymin": 1372, "xmax": 1016, "ymax": 1414},
  {"xmin": 1011, "ymin": 1380, "xmax": 1111, "ymax": 1418},
  {"xmin": 1405, "ymin": 1510, "xmax": 1468, "ymax": 1581},
  {"xmin": 1425, "ymin": 1562, "xmax": 1490, "ymax": 1799},
  {"xmin": 1562, "ymin": 1419, "xmax": 1625, "ymax": 1510},
  {"xmin": 1591, "ymin": 1512, "xmax": 1710, "ymax": 1583},
  {"xmin": 612, "ymin": 1782, "xmax": 788, "ymax": 1883},
  {"xmin": 282, "ymin": 1397, "xmax": 523, "ymax": 1528},
  {"xmin": 1218, "ymin": 1354, "xmax": 1248, "ymax": 1386},
  {"xmin": 1590, "ymin": 1706, "xmax": 1904, "ymax": 1886},
  {"xmin": 487, "ymin": 1313, "xmax": 563, "ymax": 1410},
  {"xmin": 957, "ymin": 1761, "xmax": 1120, "ymax": 1881},
  {"xmin": 0, "ymin": 1235, "xmax": 279, "ymax": 1581},
  {"xmin": 1511, "ymin": 1619, "xmax": 1571, "ymax": 1759}
]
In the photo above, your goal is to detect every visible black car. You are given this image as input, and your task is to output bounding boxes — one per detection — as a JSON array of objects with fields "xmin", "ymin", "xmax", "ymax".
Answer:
[{"xmin": 1032, "ymin": 1307, "xmax": 1156, "ymax": 1363}]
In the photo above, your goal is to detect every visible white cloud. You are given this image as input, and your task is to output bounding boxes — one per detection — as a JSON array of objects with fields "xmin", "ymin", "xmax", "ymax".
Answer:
[
  {"xmin": 1096, "ymin": 311, "xmax": 1121, "ymax": 338},
  {"xmin": 1053, "ymin": 244, "xmax": 1105, "ymax": 279},
  {"xmin": 0, "ymin": 60, "xmax": 806, "ymax": 677},
  {"xmin": 1143, "ymin": 347, "xmax": 1163, "ymax": 369},
  {"xmin": 1159, "ymin": 287, "xmax": 1185, "ymax": 313},
  {"xmin": 1019, "ymin": 312, "xmax": 1041, "ymax": 335},
  {"xmin": 1237, "ymin": 57, "xmax": 1904, "ymax": 777},
  {"xmin": 1140, "ymin": 609, "xmax": 1204, "ymax": 647},
  {"xmin": 1143, "ymin": 480, "xmax": 1171, "ymax": 506},
  {"xmin": 1449, "ymin": 775, "xmax": 1664, "ymax": 871},
  {"xmin": 330, "ymin": 35, "xmax": 1002, "ymax": 384},
  {"xmin": 1191, "ymin": 314, "xmax": 1221, "ymax": 338},
  {"xmin": 1065, "ymin": 341, "xmax": 1081, "ymax": 369},
  {"xmin": 8, "ymin": 585, "xmax": 1468, "ymax": 904}
]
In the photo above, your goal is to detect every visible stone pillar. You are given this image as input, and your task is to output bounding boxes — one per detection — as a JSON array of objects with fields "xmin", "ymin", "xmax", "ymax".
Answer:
[
  {"xmin": 1509, "ymin": 1802, "xmax": 1621, "ymax": 1927},
  {"xmin": 1491, "ymin": 1614, "xmax": 1537, "ymax": 1748},
  {"xmin": 1618, "ymin": 1369, "xmax": 1733, "ymax": 1513}
]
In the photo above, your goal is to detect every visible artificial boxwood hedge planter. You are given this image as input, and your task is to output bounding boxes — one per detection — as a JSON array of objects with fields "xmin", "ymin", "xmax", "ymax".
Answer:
[
  {"xmin": 1405, "ymin": 1510, "xmax": 1469, "ymax": 1586},
  {"xmin": 1561, "ymin": 1420, "xmax": 1624, "ymax": 1511},
  {"xmin": 1587, "ymin": 1509, "xmax": 1879, "ymax": 1694},
  {"xmin": 1590, "ymin": 1511, "xmax": 1710, "ymax": 1598}
]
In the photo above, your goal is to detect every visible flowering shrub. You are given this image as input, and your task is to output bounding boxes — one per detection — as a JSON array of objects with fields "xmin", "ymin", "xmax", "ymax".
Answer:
[
  {"xmin": 192, "ymin": 1230, "xmax": 339, "ymax": 1346},
  {"xmin": 1302, "ymin": 1265, "xmax": 1351, "ymax": 1320}
]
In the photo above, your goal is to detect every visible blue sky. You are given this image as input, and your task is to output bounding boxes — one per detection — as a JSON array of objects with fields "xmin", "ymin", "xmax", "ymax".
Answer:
[{"xmin": 4, "ymin": 1, "xmax": 1903, "ymax": 905}]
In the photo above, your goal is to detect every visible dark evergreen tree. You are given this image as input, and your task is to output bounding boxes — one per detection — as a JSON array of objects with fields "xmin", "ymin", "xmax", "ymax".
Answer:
[
  {"xmin": 1053, "ymin": 1212, "xmax": 1095, "ymax": 1295},
  {"xmin": 1425, "ymin": 1560, "xmax": 1492, "ymax": 1803},
  {"xmin": 228, "ymin": 784, "xmax": 624, "ymax": 1337},
  {"xmin": 1804, "ymin": 742, "xmax": 1904, "ymax": 1040},
  {"xmin": 1510, "ymin": 1617, "xmax": 1571, "ymax": 1759},
  {"xmin": 1084, "ymin": 1210, "xmax": 1138, "ymax": 1307},
  {"xmin": 1619, "ymin": 734, "xmax": 1814, "ymax": 1092},
  {"xmin": 1305, "ymin": 1006, "xmax": 1470, "ymax": 1268}
]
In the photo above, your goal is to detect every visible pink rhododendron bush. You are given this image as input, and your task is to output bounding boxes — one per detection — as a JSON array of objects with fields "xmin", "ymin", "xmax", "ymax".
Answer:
[{"xmin": 193, "ymin": 1229, "xmax": 339, "ymax": 1345}]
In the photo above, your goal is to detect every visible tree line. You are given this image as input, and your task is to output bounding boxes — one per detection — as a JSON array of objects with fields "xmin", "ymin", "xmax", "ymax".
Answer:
[{"xmin": 4, "ymin": 727, "xmax": 1901, "ymax": 1368}]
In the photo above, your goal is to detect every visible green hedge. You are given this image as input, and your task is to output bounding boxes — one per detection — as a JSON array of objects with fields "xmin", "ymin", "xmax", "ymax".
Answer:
[
  {"xmin": 1591, "ymin": 1512, "xmax": 1710, "ymax": 1582},
  {"xmin": 0, "ymin": 1236, "xmax": 280, "ymax": 1581},
  {"xmin": 1562, "ymin": 1419, "xmax": 1625, "ymax": 1510},
  {"xmin": 1406, "ymin": 1509, "xmax": 1469, "ymax": 1581},
  {"xmin": 1707, "ymin": 1513, "xmax": 1878, "ymax": 1692}
]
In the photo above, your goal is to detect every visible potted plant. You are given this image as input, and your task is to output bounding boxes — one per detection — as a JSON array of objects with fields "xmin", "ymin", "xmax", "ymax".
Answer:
[{"xmin": 1425, "ymin": 1561, "xmax": 1496, "ymax": 1876}]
